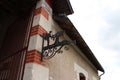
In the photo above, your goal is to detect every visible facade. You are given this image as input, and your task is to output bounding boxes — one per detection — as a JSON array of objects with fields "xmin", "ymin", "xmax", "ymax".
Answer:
[{"xmin": 0, "ymin": 0, "xmax": 104, "ymax": 80}]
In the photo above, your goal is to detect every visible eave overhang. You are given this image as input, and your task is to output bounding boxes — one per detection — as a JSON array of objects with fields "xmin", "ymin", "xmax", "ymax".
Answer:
[
  {"xmin": 53, "ymin": 15, "xmax": 105, "ymax": 72},
  {"xmin": 52, "ymin": 0, "xmax": 74, "ymax": 15}
]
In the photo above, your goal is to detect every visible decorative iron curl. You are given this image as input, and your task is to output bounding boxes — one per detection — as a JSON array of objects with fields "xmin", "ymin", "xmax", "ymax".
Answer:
[
  {"xmin": 39, "ymin": 31, "xmax": 71, "ymax": 61},
  {"xmin": 43, "ymin": 46, "xmax": 63, "ymax": 59}
]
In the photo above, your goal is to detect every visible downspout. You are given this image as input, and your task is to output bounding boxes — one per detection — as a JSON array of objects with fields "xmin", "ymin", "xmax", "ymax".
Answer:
[{"xmin": 99, "ymin": 71, "xmax": 105, "ymax": 80}]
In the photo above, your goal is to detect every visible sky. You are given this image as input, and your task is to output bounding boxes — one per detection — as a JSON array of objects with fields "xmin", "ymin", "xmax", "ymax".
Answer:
[{"xmin": 69, "ymin": 0, "xmax": 120, "ymax": 80}]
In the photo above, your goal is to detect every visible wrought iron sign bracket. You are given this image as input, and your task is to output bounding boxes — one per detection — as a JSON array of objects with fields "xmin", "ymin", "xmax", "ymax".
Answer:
[{"xmin": 39, "ymin": 31, "xmax": 70, "ymax": 61}]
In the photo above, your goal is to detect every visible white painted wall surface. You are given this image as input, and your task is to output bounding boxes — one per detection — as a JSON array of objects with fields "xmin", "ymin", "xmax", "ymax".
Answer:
[
  {"xmin": 28, "ymin": 35, "xmax": 42, "ymax": 51},
  {"xmin": 23, "ymin": 63, "xmax": 49, "ymax": 80}
]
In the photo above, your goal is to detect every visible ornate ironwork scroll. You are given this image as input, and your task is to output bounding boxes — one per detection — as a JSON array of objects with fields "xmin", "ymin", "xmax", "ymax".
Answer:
[{"xmin": 40, "ymin": 31, "xmax": 70, "ymax": 61}]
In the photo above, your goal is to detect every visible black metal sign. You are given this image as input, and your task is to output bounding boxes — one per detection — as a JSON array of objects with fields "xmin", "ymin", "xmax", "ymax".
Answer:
[{"xmin": 40, "ymin": 31, "xmax": 70, "ymax": 61}]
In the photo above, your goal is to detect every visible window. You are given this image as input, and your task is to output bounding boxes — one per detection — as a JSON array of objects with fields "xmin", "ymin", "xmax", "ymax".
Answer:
[
  {"xmin": 79, "ymin": 73, "xmax": 86, "ymax": 80},
  {"xmin": 74, "ymin": 63, "xmax": 88, "ymax": 80}
]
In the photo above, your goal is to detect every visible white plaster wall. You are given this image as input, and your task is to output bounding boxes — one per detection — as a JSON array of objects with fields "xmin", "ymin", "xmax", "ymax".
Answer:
[
  {"xmin": 32, "ymin": 14, "xmax": 41, "ymax": 27},
  {"xmin": 26, "ymin": 0, "xmax": 99, "ymax": 80},
  {"xmin": 32, "ymin": 14, "xmax": 51, "ymax": 32},
  {"xmin": 28, "ymin": 14, "xmax": 99, "ymax": 80},
  {"xmin": 93, "ymin": 76, "xmax": 98, "ymax": 80},
  {"xmin": 28, "ymin": 35, "xmax": 42, "ymax": 51},
  {"xmin": 39, "ymin": 14, "xmax": 51, "ymax": 31},
  {"xmin": 23, "ymin": 63, "xmax": 49, "ymax": 80},
  {"xmin": 44, "ymin": 19, "xmax": 99, "ymax": 80},
  {"xmin": 23, "ymin": 63, "xmax": 33, "ymax": 80},
  {"xmin": 45, "ymin": 43, "xmax": 99, "ymax": 80}
]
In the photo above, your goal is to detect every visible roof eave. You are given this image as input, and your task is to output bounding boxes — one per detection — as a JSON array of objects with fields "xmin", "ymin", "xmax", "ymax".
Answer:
[
  {"xmin": 53, "ymin": 15, "xmax": 105, "ymax": 72},
  {"xmin": 52, "ymin": 0, "xmax": 74, "ymax": 15}
]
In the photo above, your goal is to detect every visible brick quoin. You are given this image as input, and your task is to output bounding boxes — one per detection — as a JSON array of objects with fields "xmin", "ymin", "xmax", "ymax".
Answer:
[
  {"xmin": 30, "ymin": 25, "xmax": 47, "ymax": 36},
  {"xmin": 26, "ymin": 49, "xmax": 46, "ymax": 64},
  {"xmin": 34, "ymin": 7, "xmax": 49, "ymax": 20}
]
